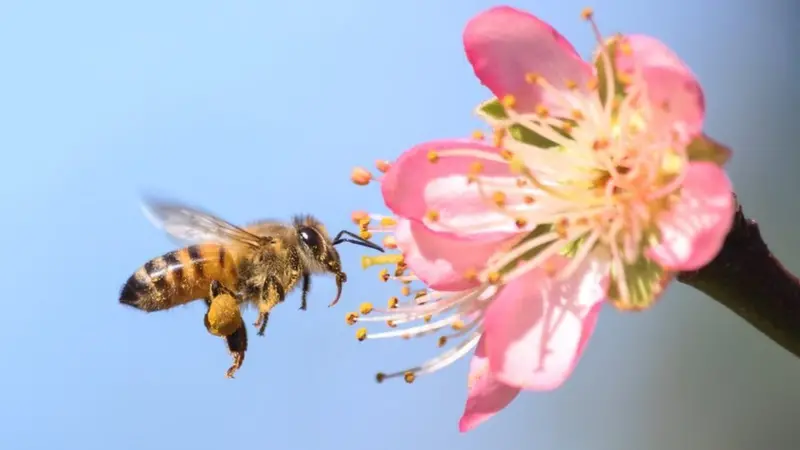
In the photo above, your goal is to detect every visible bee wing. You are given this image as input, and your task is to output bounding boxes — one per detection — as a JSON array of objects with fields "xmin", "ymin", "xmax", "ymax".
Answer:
[{"xmin": 140, "ymin": 196, "xmax": 264, "ymax": 248}]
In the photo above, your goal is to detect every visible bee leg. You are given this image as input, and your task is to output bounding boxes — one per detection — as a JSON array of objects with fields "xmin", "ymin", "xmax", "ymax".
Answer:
[
  {"xmin": 299, "ymin": 272, "xmax": 311, "ymax": 311},
  {"xmin": 254, "ymin": 276, "xmax": 285, "ymax": 337},
  {"xmin": 224, "ymin": 324, "xmax": 248, "ymax": 379}
]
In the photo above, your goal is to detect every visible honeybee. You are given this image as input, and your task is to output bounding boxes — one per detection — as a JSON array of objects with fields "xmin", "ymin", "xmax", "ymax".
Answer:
[{"xmin": 119, "ymin": 197, "xmax": 384, "ymax": 378}]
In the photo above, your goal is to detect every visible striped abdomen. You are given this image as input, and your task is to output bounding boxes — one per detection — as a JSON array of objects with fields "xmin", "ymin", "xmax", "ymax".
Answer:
[{"xmin": 119, "ymin": 243, "xmax": 239, "ymax": 312}]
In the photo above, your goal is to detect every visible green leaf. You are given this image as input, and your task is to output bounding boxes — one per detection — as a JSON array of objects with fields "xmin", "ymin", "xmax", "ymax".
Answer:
[
  {"xmin": 593, "ymin": 37, "xmax": 627, "ymax": 109},
  {"xmin": 475, "ymin": 98, "xmax": 509, "ymax": 120},
  {"xmin": 686, "ymin": 134, "xmax": 732, "ymax": 167},
  {"xmin": 499, "ymin": 224, "xmax": 553, "ymax": 276},
  {"xmin": 607, "ymin": 253, "xmax": 668, "ymax": 311}
]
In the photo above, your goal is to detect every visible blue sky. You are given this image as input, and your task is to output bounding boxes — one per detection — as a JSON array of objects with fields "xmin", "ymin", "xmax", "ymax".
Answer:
[{"xmin": 0, "ymin": 1, "xmax": 798, "ymax": 449}]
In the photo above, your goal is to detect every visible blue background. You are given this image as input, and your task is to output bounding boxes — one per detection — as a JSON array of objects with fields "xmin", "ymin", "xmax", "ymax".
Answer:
[{"xmin": 0, "ymin": 1, "xmax": 798, "ymax": 449}]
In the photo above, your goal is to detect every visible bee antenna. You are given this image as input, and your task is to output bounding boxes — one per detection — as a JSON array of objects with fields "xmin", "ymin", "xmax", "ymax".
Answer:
[{"xmin": 332, "ymin": 230, "xmax": 385, "ymax": 253}]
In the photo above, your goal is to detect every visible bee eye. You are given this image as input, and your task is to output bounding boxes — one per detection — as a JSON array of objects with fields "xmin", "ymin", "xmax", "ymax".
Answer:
[{"xmin": 298, "ymin": 227, "xmax": 323, "ymax": 253}]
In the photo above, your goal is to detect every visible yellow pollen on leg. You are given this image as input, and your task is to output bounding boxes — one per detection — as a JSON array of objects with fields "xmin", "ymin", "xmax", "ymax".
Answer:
[
  {"xmin": 345, "ymin": 312, "xmax": 359, "ymax": 325},
  {"xmin": 356, "ymin": 328, "xmax": 368, "ymax": 341},
  {"xmin": 359, "ymin": 302, "xmax": 374, "ymax": 315}
]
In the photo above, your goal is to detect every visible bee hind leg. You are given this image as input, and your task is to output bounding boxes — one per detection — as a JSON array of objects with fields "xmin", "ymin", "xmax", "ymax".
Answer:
[
  {"xmin": 254, "ymin": 276, "xmax": 285, "ymax": 337},
  {"xmin": 204, "ymin": 280, "xmax": 248, "ymax": 378},
  {"xmin": 224, "ymin": 324, "xmax": 247, "ymax": 379}
]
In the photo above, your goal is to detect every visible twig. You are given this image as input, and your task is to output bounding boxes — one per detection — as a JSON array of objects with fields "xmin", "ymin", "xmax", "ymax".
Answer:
[{"xmin": 677, "ymin": 195, "xmax": 800, "ymax": 358}]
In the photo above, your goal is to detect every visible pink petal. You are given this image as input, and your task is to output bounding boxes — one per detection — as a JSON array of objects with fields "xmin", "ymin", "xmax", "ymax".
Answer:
[
  {"xmin": 613, "ymin": 34, "xmax": 705, "ymax": 141},
  {"xmin": 394, "ymin": 218, "xmax": 515, "ymax": 291},
  {"xmin": 647, "ymin": 162, "xmax": 734, "ymax": 271},
  {"xmin": 381, "ymin": 139, "xmax": 533, "ymax": 239},
  {"xmin": 482, "ymin": 256, "xmax": 609, "ymax": 390},
  {"xmin": 463, "ymin": 6, "xmax": 592, "ymax": 114},
  {"xmin": 458, "ymin": 336, "xmax": 521, "ymax": 433}
]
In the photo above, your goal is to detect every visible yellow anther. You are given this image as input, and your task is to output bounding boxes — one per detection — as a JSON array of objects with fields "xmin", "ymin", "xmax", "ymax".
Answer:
[
  {"xmin": 555, "ymin": 219, "xmax": 569, "ymax": 238},
  {"xmin": 351, "ymin": 210, "xmax": 369, "ymax": 225},
  {"xmin": 492, "ymin": 127, "xmax": 506, "ymax": 147},
  {"xmin": 375, "ymin": 372, "xmax": 386, "ymax": 383},
  {"xmin": 471, "ymin": 130, "xmax": 485, "ymax": 140},
  {"xmin": 356, "ymin": 328, "xmax": 368, "ymax": 341},
  {"xmin": 359, "ymin": 230, "xmax": 373, "ymax": 240},
  {"xmin": 345, "ymin": 312, "xmax": 359, "ymax": 325},
  {"xmin": 565, "ymin": 79, "xmax": 578, "ymax": 90},
  {"xmin": 525, "ymin": 73, "xmax": 541, "ymax": 84},
  {"xmin": 362, "ymin": 253, "xmax": 405, "ymax": 270},
  {"xmin": 375, "ymin": 159, "xmax": 391, "ymax": 173},
  {"xmin": 487, "ymin": 271, "xmax": 502, "ymax": 284},
  {"xmin": 380, "ymin": 217, "xmax": 397, "ymax": 227},
  {"xmin": 593, "ymin": 138, "xmax": 610, "ymax": 151},
  {"xmin": 492, "ymin": 191, "xmax": 507, "ymax": 207},
  {"xmin": 617, "ymin": 72, "xmax": 633, "ymax": 86},
  {"xmin": 401, "ymin": 285, "xmax": 411, "ymax": 296},
  {"xmin": 382, "ymin": 235, "xmax": 397, "ymax": 249},
  {"xmin": 501, "ymin": 95, "xmax": 516, "ymax": 109},
  {"xmin": 386, "ymin": 320, "xmax": 397, "ymax": 328},
  {"xmin": 350, "ymin": 167, "xmax": 373, "ymax": 186},
  {"xmin": 581, "ymin": 7, "xmax": 594, "ymax": 20},
  {"xmin": 515, "ymin": 217, "xmax": 528, "ymax": 229},
  {"xmin": 387, "ymin": 297, "xmax": 399, "ymax": 309},
  {"xmin": 425, "ymin": 210, "xmax": 440, "ymax": 222},
  {"xmin": 423, "ymin": 314, "xmax": 432, "ymax": 323},
  {"xmin": 586, "ymin": 77, "xmax": 599, "ymax": 91},
  {"xmin": 359, "ymin": 302, "xmax": 374, "ymax": 315},
  {"xmin": 523, "ymin": 195, "xmax": 535, "ymax": 204},
  {"xmin": 401, "ymin": 333, "xmax": 411, "ymax": 340},
  {"xmin": 463, "ymin": 267, "xmax": 478, "ymax": 281},
  {"xmin": 403, "ymin": 371, "xmax": 416, "ymax": 384},
  {"xmin": 509, "ymin": 155, "xmax": 526, "ymax": 174},
  {"xmin": 571, "ymin": 109, "xmax": 585, "ymax": 121},
  {"xmin": 500, "ymin": 149, "xmax": 514, "ymax": 161},
  {"xmin": 535, "ymin": 104, "xmax": 549, "ymax": 118},
  {"xmin": 379, "ymin": 269, "xmax": 391, "ymax": 282},
  {"xmin": 561, "ymin": 122, "xmax": 574, "ymax": 134},
  {"xmin": 414, "ymin": 290, "xmax": 428, "ymax": 303},
  {"xmin": 451, "ymin": 319, "xmax": 466, "ymax": 331},
  {"xmin": 619, "ymin": 40, "xmax": 633, "ymax": 56},
  {"xmin": 427, "ymin": 151, "xmax": 439, "ymax": 163},
  {"xmin": 358, "ymin": 217, "xmax": 371, "ymax": 229},
  {"xmin": 660, "ymin": 100, "xmax": 671, "ymax": 112},
  {"xmin": 516, "ymin": 178, "xmax": 527, "ymax": 187},
  {"xmin": 437, "ymin": 336, "xmax": 448, "ymax": 348}
]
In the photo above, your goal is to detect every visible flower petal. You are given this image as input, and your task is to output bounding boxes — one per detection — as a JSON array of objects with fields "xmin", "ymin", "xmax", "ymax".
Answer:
[
  {"xmin": 463, "ymin": 6, "xmax": 592, "ymax": 114},
  {"xmin": 458, "ymin": 336, "xmax": 521, "ymax": 433},
  {"xmin": 614, "ymin": 34, "xmax": 705, "ymax": 140},
  {"xmin": 381, "ymin": 139, "xmax": 533, "ymax": 239},
  {"xmin": 647, "ymin": 162, "xmax": 734, "ymax": 271},
  {"xmin": 482, "ymin": 256, "xmax": 609, "ymax": 390},
  {"xmin": 395, "ymin": 218, "xmax": 514, "ymax": 291}
]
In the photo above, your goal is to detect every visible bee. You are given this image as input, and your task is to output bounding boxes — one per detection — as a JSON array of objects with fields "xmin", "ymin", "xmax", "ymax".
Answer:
[{"xmin": 119, "ymin": 197, "xmax": 384, "ymax": 378}]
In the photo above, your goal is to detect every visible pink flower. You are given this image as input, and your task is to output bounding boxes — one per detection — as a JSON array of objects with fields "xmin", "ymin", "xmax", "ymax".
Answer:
[{"xmin": 349, "ymin": 6, "xmax": 735, "ymax": 432}]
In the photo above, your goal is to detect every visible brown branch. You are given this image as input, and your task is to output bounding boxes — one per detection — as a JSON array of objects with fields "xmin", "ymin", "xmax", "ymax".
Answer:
[{"xmin": 677, "ymin": 195, "xmax": 800, "ymax": 358}]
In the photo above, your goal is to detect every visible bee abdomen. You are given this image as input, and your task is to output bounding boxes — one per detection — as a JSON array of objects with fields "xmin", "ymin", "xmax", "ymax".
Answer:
[{"xmin": 119, "ymin": 244, "xmax": 239, "ymax": 312}]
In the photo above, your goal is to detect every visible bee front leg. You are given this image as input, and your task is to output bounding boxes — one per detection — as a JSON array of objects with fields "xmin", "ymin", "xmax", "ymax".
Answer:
[
  {"xmin": 299, "ymin": 272, "xmax": 311, "ymax": 311},
  {"xmin": 254, "ymin": 276, "xmax": 285, "ymax": 337}
]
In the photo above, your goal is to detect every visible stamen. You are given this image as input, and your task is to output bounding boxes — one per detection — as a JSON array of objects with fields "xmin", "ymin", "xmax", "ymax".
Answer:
[
  {"xmin": 350, "ymin": 167, "xmax": 373, "ymax": 186},
  {"xmin": 361, "ymin": 254, "xmax": 404, "ymax": 269}
]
